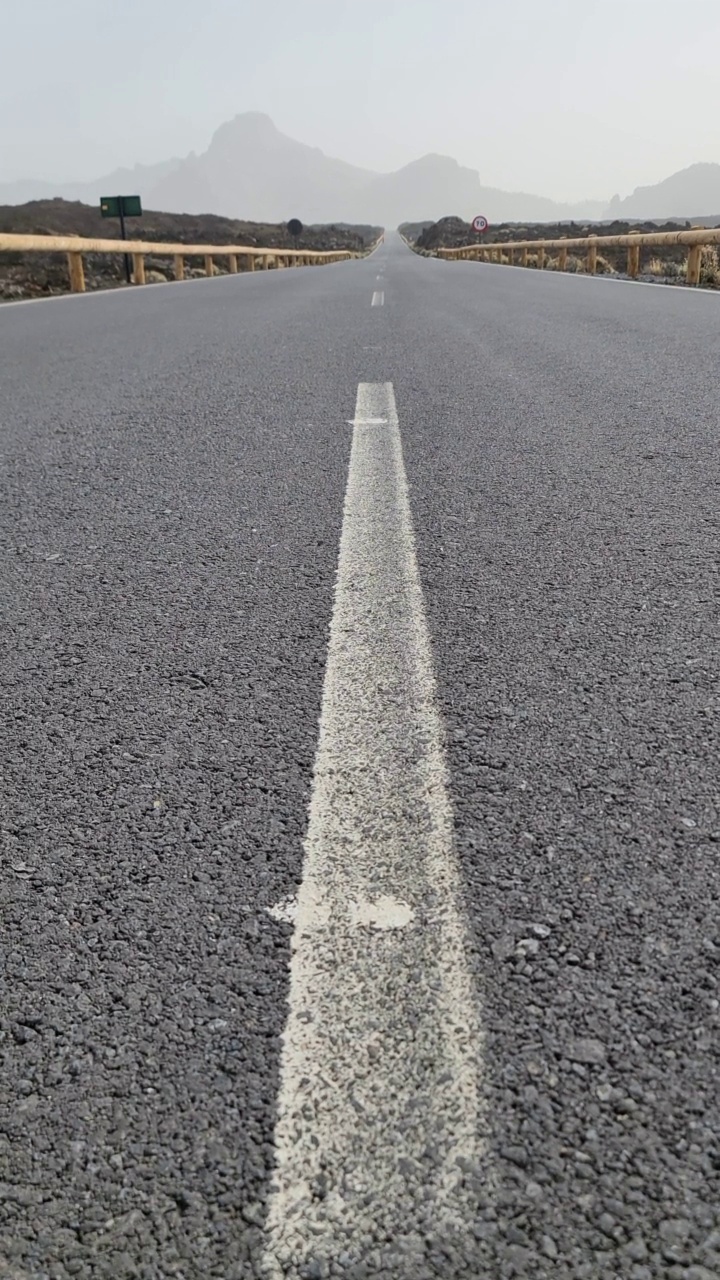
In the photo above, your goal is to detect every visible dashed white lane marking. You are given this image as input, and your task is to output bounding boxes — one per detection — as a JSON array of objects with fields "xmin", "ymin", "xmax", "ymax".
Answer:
[
  {"xmin": 348, "ymin": 894, "xmax": 415, "ymax": 929},
  {"xmin": 267, "ymin": 897, "xmax": 298, "ymax": 925},
  {"xmin": 262, "ymin": 382, "xmax": 484, "ymax": 1277},
  {"xmin": 268, "ymin": 892, "xmax": 414, "ymax": 931},
  {"xmin": 371, "ymin": 289, "xmax": 385, "ymax": 306}
]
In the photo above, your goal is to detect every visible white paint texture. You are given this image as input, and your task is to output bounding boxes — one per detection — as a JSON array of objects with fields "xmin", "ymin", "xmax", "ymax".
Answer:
[
  {"xmin": 262, "ymin": 383, "xmax": 484, "ymax": 1277},
  {"xmin": 371, "ymin": 290, "xmax": 385, "ymax": 306}
]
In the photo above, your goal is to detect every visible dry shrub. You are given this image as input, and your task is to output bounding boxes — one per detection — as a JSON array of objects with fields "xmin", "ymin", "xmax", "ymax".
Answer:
[
  {"xmin": 515, "ymin": 249, "xmax": 616, "ymax": 275},
  {"xmin": 549, "ymin": 254, "xmax": 614, "ymax": 275},
  {"xmin": 646, "ymin": 257, "xmax": 684, "ymax": 279}
]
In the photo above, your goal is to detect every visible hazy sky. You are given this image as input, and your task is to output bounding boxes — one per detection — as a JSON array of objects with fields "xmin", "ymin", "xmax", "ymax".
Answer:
[{"xmin": 3, "ymin": 0, "xmax": 720, "ymax": 200}]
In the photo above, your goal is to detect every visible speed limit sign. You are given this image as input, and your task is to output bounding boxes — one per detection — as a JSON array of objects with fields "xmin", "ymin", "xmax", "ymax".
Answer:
[{"xmin": 472, "ymin": 214, "xmax": 489, "ymax": 234}]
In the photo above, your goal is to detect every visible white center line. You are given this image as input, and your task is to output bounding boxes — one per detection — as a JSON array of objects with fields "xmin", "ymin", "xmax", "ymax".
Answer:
[
  {"xmin": 371, "ymin": 289, "xmax": 385, "ymax": 306},
  {"xmin": 263, "ymin": 382, "xmax": 485, "ymax": 1277}
]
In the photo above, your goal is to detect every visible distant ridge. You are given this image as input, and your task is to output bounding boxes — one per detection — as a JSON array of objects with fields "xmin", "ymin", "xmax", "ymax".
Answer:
[
  {"xmin": 1, "ymin": 114, "xmax": 717, "ymax": 225},
  {"xmin": 605, "ymin": 162, "xmax": 720, "ymax": 220}
]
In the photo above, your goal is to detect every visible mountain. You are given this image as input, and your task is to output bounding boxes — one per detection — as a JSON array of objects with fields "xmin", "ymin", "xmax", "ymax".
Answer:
[
  {"xmin": 0, "ymin": 157, "xmax": 183, "ymax": 210},
  {"xmin": 479, "ymin": 186, "xmax": 606, "ymax": 223},
  {"xmin": 360, "ymin": 154, "xmax": 481, "ymax": 227},
  {"xmin": 147, "ymin": 113, "xmax": 375, "ymax": 223},
  {"xmin": 10, "ymin": 112, "xmax": 712, "ymax": 226},
  {"xmin": 0, "ymin": 113, "xmax": 607, "ymax": 223},
  {"xmin": 605, "ymin": 163, "xmax": 720, "ymax": 220},
  {"xmin": 0, "ymin": 115, "xmax": 377, "ymax": 225}
]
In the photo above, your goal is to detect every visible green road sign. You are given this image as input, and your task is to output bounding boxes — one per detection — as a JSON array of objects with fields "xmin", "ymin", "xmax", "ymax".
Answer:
[
  {"xmin": 99, "ymin": 196, "xmax": 142, "ymax": 285},
  {"xmin": 100, "ymin": 195, "xmax": 142, "ymax": 218}
]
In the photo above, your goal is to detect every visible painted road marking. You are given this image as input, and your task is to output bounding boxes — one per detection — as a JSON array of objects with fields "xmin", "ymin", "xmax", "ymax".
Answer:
[
  {"xmin": 268, "ymin": 892, "xmax": 414, "ymax": 930},
  {"xmin": 371, "ymin": 290, "xmax": 385, "ymax": 306},
  {"xmin": 267, "ymin": 897, "xmax": 298, "ymax": 925},
  {"xmin": 263, "ymin": 382, "xmax": 484, "ymax": 1277}
]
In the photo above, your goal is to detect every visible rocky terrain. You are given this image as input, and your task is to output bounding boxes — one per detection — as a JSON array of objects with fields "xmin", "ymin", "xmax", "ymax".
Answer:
[
  {"xmin": 408, "ymin": 215, "xmax": 720, "ymax": 286},
  {"xmin": 0, "ymin": 199, "xmax": 381, "ymax": 301}
]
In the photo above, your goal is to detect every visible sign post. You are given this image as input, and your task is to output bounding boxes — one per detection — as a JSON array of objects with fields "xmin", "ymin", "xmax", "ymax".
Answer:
[
  {"xmin": 100, "ymin": 195, "xmax": 143, "ymax": 284},
  {"xmin": 471, "ymin": 214, "xmax": 489, "ymax": 241},
  {"xmin": 287, "ymin": 218, "xmax": 303, "ymax": 253}
]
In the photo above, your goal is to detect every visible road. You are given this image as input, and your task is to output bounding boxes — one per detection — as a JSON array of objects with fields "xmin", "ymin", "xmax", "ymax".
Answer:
[{"xmin": 1, "ymin": 233, "xmax": 719, "ymax": 1280}]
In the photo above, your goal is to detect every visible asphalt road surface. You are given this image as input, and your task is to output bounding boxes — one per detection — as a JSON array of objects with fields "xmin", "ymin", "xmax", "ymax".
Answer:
[{"xmin": 1, "ymin": 233, "xmax": 719, "ymax": 1280}]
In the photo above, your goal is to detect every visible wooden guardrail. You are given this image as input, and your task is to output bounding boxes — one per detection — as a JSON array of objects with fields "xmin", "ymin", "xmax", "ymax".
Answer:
[
  {"xmin": 436, "ymin": 227, "xmax": 720, "ymax": 285},
  {"xmin": 0, "ymin": 233, "xmax": 357, "ymax": 293}
]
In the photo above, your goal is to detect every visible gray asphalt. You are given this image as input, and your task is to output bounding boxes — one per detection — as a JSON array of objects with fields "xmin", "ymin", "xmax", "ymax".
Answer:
[{"xmin": 1, "ymin": 236, "xmax": 719, "ymax": 1280}]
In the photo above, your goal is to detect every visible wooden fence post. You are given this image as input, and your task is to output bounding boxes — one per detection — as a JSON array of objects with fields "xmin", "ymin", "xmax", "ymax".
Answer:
[
  {"xmin": 246, "ymin": 255, "xmax": 255, "ymax": 272},
  {"xmin": 627, "ymin": 243, "xmax": 640, "ymax": 278},
  {"xmin": 538, "ymin": 246, "xmax": 546, "ymax": 270},
  {"xmin": 508, "ymin": 247, "xmax": 515, "ymax": 265},
  {"xmin": 173, "ymin": 255, "xmax": 184, "ymax": 281},
  {"xmin": 521, "ymin": 247, "xmax": 528, "ymax": 267},
  {"xmin": 587, "ymin": 238, "xmax": 598, "ymax": 274},
  {"xmin": 228, "ymin": 254, "xmax": 238, "ymax": 274},
  {"xmin": 204, "ymin": 255, "xmax": 214, "ymax": 277},
  {"xmin": 558, "ymin": 246, "xmax": 568, "ymax": 271},
  {"xmin": 132, "ymin": 253, "xmax": 146, "ymax": 285},
  {"xmin": 66, "ymin": 252, "xmax": 85, "ymax": 293},
  {"xmin": 687, "ymin": 245, "xmax": 702, "ymax": 285}
]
